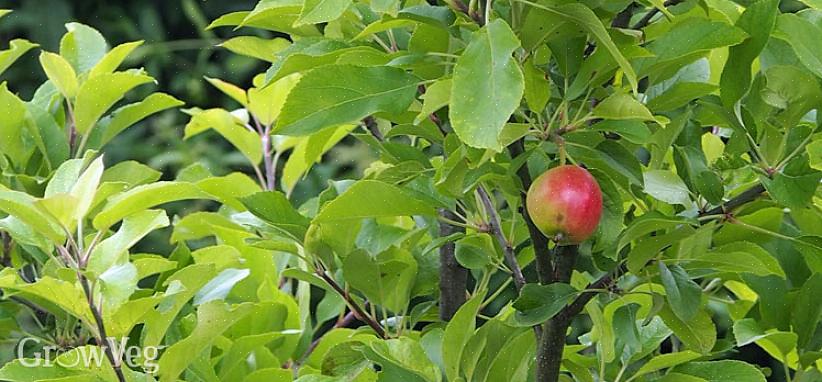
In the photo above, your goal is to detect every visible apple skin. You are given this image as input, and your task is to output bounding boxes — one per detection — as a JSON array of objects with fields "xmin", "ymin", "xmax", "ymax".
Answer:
[{"xmin": 526, "ymin": 165, "xmax": 603, "ymax": 244}]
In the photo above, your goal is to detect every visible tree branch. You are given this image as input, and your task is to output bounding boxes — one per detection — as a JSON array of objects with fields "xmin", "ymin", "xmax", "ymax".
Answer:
[
  {"xmin": 439, "ymin": 208, "xmax": 468, "ymax": 320},
  {"xmin": 556, "ymin": 183, "xmax": 767, "ymax": 322},
  {"xmin": 477, "ymin": 185, "xmax": 526, "ymax": 291},
  {"xmin": 632, "ymin": 0, "xmax": 685, "ymax": 30},
  {"xmin": 701, "ymin": 184, "xmax": 766, "ymax": 217},
  {"xmin": 508, "ymin": 139, "xmax": 553, "ymax": 284},
  {"xmin": 316, "ymin": 270, "xmax": 387, "ymax": 339},
  {"xmin": 537, "ymin": 244, "xmax": 578, "ymax": 382}
]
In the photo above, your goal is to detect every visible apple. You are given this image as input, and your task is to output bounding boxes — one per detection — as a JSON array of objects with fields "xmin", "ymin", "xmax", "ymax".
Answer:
[{"xmin": 526, "ymin": 165, "xmax": 603, "ymax": 244}]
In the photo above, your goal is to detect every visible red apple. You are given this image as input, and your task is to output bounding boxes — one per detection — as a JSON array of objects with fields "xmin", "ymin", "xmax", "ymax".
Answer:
[{"xmin": 526, "ymin": 165, "xmax": 603, "ymax": 244}]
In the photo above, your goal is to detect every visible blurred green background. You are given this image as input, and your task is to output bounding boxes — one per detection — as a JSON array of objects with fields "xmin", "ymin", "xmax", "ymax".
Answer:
[
  {"xmin": 0, "ymin": 0, "xmax": 375, "ymax": 253},
  {"xmin": 0, "ymin": 0, "xmax": 374, "ymax": 207}
]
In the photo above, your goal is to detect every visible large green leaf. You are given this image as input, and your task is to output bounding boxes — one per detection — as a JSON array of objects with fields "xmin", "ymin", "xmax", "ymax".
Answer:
[
  {"xmin": 275, "ymin": 65, "xmax": 418, "ymax": 136},
  {"xmin": 687, "ymin": 241, "xmax": 785, "ymax": 278},
  {"xmin": 73, "ymin": 71, "xmax": 154, "ymax": 134},
  {"xmin": 93, "ymin": 92, "xmax": 184, "ymax": 147},
  {"xmin": 314, "ymin": 180, "xmax": 437, "ymax": 222},
  {"xmin": 93, "ymin": 181, "xmax": 212, "ymax": 230},
  {"xmin": 296, "ymin": 0, "xmax": 352, "ymax": 25},
  {"xmin": 343, "ymin": 248, "xmax": 417, "ymax": 313},
  {"xmin": 0, "ymin": 186, "xmax": 65, "ymax": 243},
  {"xmin": 59, "ymin": 22, "xmax": 108, "ymax": 73},
  {"xmin": 39, "ymin": 51, "xmax": 79, "ymax": 99},
  {"xmin": 720, "ymin": 0, "xmax": 779, "ymax": 106},
  {"xmin": 88, "ymin": 209, "xmax": 170, "ymax": 276},
  {"xmin": 775, "ymin": 13, "xmax": 822, "ymax": 79},
  {"xmin": 511, "ymin": 283, "xmax": 577, "ymax": 327},
  {"xmin": 674, "ymin": 360, "xmax": 766, "ymax": 382},
  {"xmin": 659, "ymin": 306, "xmax": 716, "ymax": 354},
  {"xmin": 443, "ymin": 295, "xmax": 483, "ymax": 381},
  {"xmin": 450, "ymin": 19, "xmax": 523, "ymax": 151},
  {"xmin": 659, "ymin": 262, "xmax": 702, "ymax": 322}
]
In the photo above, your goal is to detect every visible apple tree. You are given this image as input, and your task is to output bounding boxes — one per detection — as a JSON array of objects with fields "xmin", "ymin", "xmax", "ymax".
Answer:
[{"xmin": 0, "ymin": 0, "xmax": 820, "ymax": 381}]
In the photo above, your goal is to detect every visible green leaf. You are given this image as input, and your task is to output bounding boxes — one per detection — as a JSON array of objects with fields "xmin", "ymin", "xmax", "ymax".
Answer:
[
  {"xmin": 674, "ymin": 360, "xmax": 766, "ymax": 382},
  {"xmin": 633, "ymin": 351, "xmax": 702, "ymax": 379},
  {"xmin": 761, "ymin": 159, "xmax": 822, "ymax": 210},
  {"xmin": 264, "ymin": 39, "xmax": 387, "ymax": 83},
  {"xmin": 248, "ymin": 73, "xmax": 299, "ymax": 127},
  {"xmin": 95, "ymin": 92, "xmax": 184, "ymax": 146},
  {"xmin": 194, "ymin": 268, "xmax": 251, "ymax": 305},
  {"xmin": 720, "ymin": 0, "xmax": 779, "ymax": 106},
  {"xmin": 646, "ymin": 82, "xmax": 718, "ymax": 112},
  {"xmin": 807, "ymin": 139, "xmax": 822, "ymax": 171},
  {"xmin": 39, "ymin": 51, "xmax": 79, "ymax": 99},
  {"xmin": 93, "ymin": 181, "xmax": 212, "ymax": 230},
  {"xmin": 184, "ymin": 108, "xmax": 262, "ymax": 165},
  {"xmin": 241, "ymin": 191, "xmax": 311, "ymax": 239},
  {"xmin": 282, "ymin": 125, "xmax": 356, "ymax": 192},
  {"xmin": 205, "ymin": 77, "xmax": 248, "ymax": 106},
  {"xmin": 220, "ymin": 36, "xmax": 290, "ymax": 62},
  {"xmin": 73, "ymin": 71, "xmax": 154, "ymax": 134},
  {"xmin": 643, "ymin": 170, "xmax": 691, "ymax": 206},
  {"xmin": 511, "ymin": 283, "xmax": 577, "ymax": 327},
  {"xmin": 343, "ymin": 248, "xmax": 417, "ymax": 313},
  {"xmin": 733, "ymin": 318, "xmax": 799, "ymax": 362},
  {"xmin": 59, "ymin": 22, "xmax": 108, "ymax": 73},
  {"xmin": 88, "ymin": 40, "xmax": 143, "ymax": 77},
  {"xmin": 450, "ymin": 19, "xmax": 523, "ymax": 151},
  {"xmin": 0, "ymin": 82, "xmax": 32, "ymax": 166},
  {"xmin": 443, "ymin": 294, "xmax": 482, "ymax": 381},
  {"xmin": 792, "ymin": 273, "xmax": 822, "ymax": 349},
  {"xmin": 641, "ymin": 17, "xmax": 747, "ymax": 65},
  {"xmin": 296, "ymin": 0, "xmax": 352, "ymax": 25},
  {"xmin": 0, "ymin": 186, "xmax": 65, "ymax": 243},
  {"xmin": 275, "ymin": 65, "xmax": 418, "ymax": 136},
  {"xmin": 88, "ymin": 209, "xmax": 170, "ymax": 276},
  {"xmin": 157, "ymin": 301, "xmax": 255, "ymax": 382},
  {"xmin": 0, "ymin": 269, "xmax": 93, "ymax": 323},
  {"xmin": 775, "ymin": 13, "xmax": 822, "ymax": 79},
  {"xmin": 0, "ymin": 39, "xmax": 37, "ymax": 77},
  {"xmin": 415, "ymin": 78, "xmax": 451, "ymax": 125},
  {"xmin": 659, "ymin": 262, "xmax": 702, "ymax": 322},
  {"xmin": 523, "ymin": 57, "xmax": 550, "ymax": 112},
  {"xmin": 98, "ymin": 262, "xmax": 138, "ymax": 311},
  {"xmin": 593, "ymin": 92, "xmax": 656, "ymax": 121},
  {"xmin": 688, "ymin": 241, "xmax": 785, "ymax": 278},
  {"xmin": 314, "ymin": 180, "xmax": 437, "ymax": 222},
  {"xmin": 659, "ymin": 305, "xmax": 716, "ymax": 354}
]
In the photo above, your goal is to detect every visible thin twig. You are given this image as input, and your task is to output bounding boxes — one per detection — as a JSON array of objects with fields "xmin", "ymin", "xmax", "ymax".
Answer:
[
  {"xmin": 315, "ymin": 270, "xmax": 387, "ymax": 339},
  {"xmin": 477, "ymin": 186, "xmax": 526, "ymax": 291}
]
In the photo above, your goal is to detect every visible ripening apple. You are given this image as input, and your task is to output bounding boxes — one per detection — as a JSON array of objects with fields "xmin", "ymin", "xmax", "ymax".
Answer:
[{"xmin": 526, "ymin": 165, "xmax": 603, "ymax": 244}]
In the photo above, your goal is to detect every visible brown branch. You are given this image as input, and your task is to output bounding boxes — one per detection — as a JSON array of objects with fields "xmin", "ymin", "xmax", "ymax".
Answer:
[
  {"xmin": 509, "ymin": 139, "xmax": 553, "ymax": 284},
  {"xmin": 701, "ymin": 184, "xmax": 766, "ymax": 217},
  {"xmin": 477, "ymin": 186, "xmax": 526, "ymax": 291},
  {"xmin": 536, "ymin": 244, "xmax": 579, "ymax": 382},
  {"xmin": 439, "ymin": 208, "xmax": 468, "ymax": 320},
  {"xmin": 363, "ymin": 116, "xmax": 383, "ymax": 142}
]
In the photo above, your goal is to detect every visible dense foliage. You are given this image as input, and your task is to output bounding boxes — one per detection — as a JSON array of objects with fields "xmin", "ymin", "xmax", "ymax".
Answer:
[{"xmin": 0, "ymin": 0, "xmax": 821, "ymax": 381}]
